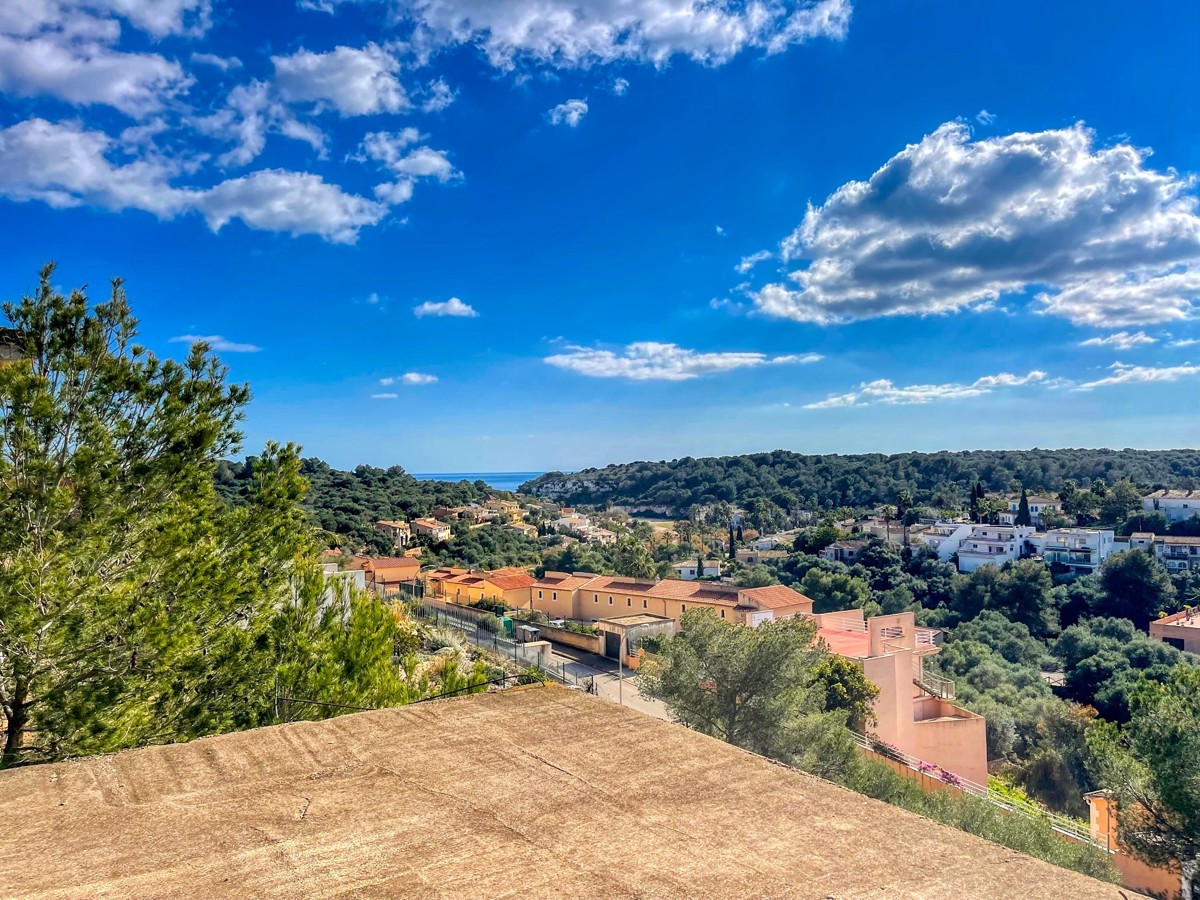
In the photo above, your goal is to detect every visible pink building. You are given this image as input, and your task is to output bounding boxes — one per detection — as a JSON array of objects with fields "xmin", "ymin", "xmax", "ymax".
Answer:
[
  {"xmin": 814, "ymin": 610, "xmax": 988, "ymax": 786},
  {"xmin": 1149, "ymin": 607, "xmax": 1200, "ymax": 653}
]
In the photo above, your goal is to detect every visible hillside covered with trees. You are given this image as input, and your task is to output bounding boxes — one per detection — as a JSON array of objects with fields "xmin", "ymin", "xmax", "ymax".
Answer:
[
  {"xmin": 216, "ymin": 458, "xmax": 502, "ymax": 552},
  {"xmin": 520, "ymin": 449, "xmax": 1200, "ymax": 519}
]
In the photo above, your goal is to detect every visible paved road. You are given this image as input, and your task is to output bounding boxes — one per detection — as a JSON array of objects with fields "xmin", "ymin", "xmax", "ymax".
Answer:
[{"xmin": 542, "ymin": 644, "xmax": 672, "ymax": 722}]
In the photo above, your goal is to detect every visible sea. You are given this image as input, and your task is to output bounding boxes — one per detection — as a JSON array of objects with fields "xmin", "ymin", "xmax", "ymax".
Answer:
[{"xmin": 412, "ymin": 472, "xmax": 545, "ymax": 493}]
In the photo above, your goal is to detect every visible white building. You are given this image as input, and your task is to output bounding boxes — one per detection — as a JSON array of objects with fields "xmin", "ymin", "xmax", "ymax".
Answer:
[
  {"xmin": 671, "ymin": 560, "xmax": 723, "ymax": 580},
  {"xmin": 955, "ymin": 525, "xmax": 1036, "ymax": 573},
  {"xmin": 911, "ymin": 521, "xmax": 975, "ymax": 562},
  {"xmin": 998, "ymin": 496, "xmax": 1063, "ymax": 528},
  {"xmin": 1127, "ymin": 532, "xmax": 1200, "ymax": 572},
  {"xmin": 1029, "ymin": 528, "xmax": 1115, "ymax": 576},
  {"xmin": 1142, "ymin": 489, "xmax": 1200, "ymax": 523}
]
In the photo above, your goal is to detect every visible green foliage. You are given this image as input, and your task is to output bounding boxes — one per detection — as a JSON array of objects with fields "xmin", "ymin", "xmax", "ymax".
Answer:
[
  {"xmin": 1053, "ymin": 617, "xmax": 1188, "ymax": 722},
  {"xmin": 951, "ymin": 559, "xmax": 1058, "ymax": 637},
  {"xmin": 808, "ymin": 654, "xmax": 879, "ymax": 732},
  {"xmin": 422, "ymin": 524, "xmax": 544, "ymax": 570},
  {"xmin": 637, "ymin": 610, "xmax": 822, "ymax": 759},
  {"xmin": 612, "ymin": 535, "xmax": 656, "ymax": 578},
  {"xmin": 1015, "ymin": 488, "xmax": 1032, "ymax": 526},
  {"xmin": 521, "ymin": 448, "xmax": 1199, "ymax": 522},
  {"xmin": 0, "ymin": 267, "xmax": 310, "ymax": 765},
  {"xmin": 1096, "ymin": 549, "xmax": 1177, "ymax": 629},
  {"xmin": 217, "ymin": 457, "xmax": 493, "ymax": 552},
  {"xmin": 732, "ymin": 564, "xmax": 778, "ymax": 588},
  {"xmin": 1089, "ymin": 664, "xmax": 1200, "ymax": 895},
  {"xmin": 799, "ymin": 567, "xmax": 872, "ymax": 614}
]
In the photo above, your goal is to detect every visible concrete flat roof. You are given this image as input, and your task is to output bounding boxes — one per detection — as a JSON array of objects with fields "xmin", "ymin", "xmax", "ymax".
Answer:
[{"xmin": 0, "ymin": 687, "xmax": 1132, "ymax": 899}]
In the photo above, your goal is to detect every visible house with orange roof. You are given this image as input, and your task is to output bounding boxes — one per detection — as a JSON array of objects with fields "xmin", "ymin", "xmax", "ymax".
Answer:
[
  {"xmin": 411, "ymin": 518, "xmax": 451, "ymax": 541},
  {"xmin": 348, "ymin": 555, "xmax": 421, "ymax": 594},
  {"xmin": 374, "ymin": 519, "xmax": 410, "ymax": 549},
  {"xmin": 433, "ymin": 569, "xmax": 538, "ymax": 606}
]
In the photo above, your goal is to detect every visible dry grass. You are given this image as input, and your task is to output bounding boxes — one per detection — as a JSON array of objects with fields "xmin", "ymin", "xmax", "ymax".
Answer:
[{"xmin": 0, "ymin": 686, "xmax": 1139, "ymax": 899}]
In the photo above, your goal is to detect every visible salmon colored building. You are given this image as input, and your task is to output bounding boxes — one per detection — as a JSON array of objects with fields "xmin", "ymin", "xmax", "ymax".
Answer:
[
  {"xmin": 1149, "ymin": 607, "xmax": 1200, "ymax": 653},
  {"xmin": 814, "ymin": 609, "xmax": 987, "ymax": 786},
  {"xmin": 348, "ymin": 555, "xmax": 421, "ymax": 594}
]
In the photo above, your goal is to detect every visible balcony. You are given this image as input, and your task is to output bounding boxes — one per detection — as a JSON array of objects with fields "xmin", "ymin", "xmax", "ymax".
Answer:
[{"xmin": 1045, "ymin": 551, "xmax": 1094, "ymax": 566}]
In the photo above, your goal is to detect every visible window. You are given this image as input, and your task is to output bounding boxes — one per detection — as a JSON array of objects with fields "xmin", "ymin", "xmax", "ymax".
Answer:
[
  {"xmin": 627, "ymin": 598, "xmax": 632, "ymax": 606},
  {"xmin": 681, "ymin": 604, "xmax": 686, "ymax": 612},
  {"xmin": 609, "ymin": 596, "xmax": 614, "ymax": 605},
  {"xmin": 553, "ymin": 591, "xmax": 558, "ymax": 601},
  {"xmin": 538, "ymin": 590, "xmax": 543, "ymax": 599},
  {"xmin": 594, "ymin": 594, "xmax": 599, "ymax": 603},
  {"xmin": 643, "ymin": 599, "xmax": 648, "ymax": 609},
  {"xmin": 721, "ymin": 610, "xmax": 726, "ymax": 619}
]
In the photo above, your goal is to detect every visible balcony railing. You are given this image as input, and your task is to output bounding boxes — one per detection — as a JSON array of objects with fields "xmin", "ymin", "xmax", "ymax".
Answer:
[{"xmin": 913, "ymin": 656, "xmax": 955, "ymax": 700}]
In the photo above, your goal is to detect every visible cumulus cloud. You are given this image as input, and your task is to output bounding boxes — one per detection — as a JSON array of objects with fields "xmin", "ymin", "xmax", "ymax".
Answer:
[
  {"xmin": 274, "ymin": 43, "xmax": 409, "ymax": 116},
  {"xmin": 1079, "ymin": 331, "xmax": 1157, "ymax": 350},
  {"xmin": 400, "ymin": 372, "xmax": 438, "ymax": 385},
  {"xmin": 1075, "ymin": 362, "xmax": 1200, "ymax": 391},
  {"xmin": 0, "ymin": 1, "xmax": 212, "ymax": 39},
  {"xmin": 193, "ymin": 80, "xmax": 325, "ymax": 168},
  {"xmin": 752, "ymin": 122, "xmax": 1200, "ymax": 328},
  {"xmin": 0, "ymin": 117, "xmax": 190, "ymax": 216},
  {"xmin": 549, "ymin": 98, "xmax": 588, "ymax": 127},
  {"xmin": 975, "ymin": 109, "xmax": 995, "ymax": 125},
  {"xmin": 612, "ymin": 77, "xmax": 629, "ymax": 95},
  {"xmin": 736, "ymin": 250, "xmax": 773, "ymax": 274},
  {"xmin": 0, "ymin": 119, "xmax": 393, "ymax": 243},
  {"xmin": 195, "ymin": 169, "xmax": 389, "ymax": 243},
  {"xmin": 353, "ymin": 129, "xmax": 458, "ymax": 204},
  {"xmin": 805, "ymin": 370, "xmax": 1046, "ymax": 409},
  {"xmin": 401, "ymin": 0, "xmax": 851, "ymax": 69},
  {"xmin": 545, "ymin": 341, "xmax": 820, "ymax": 380},
  {"xmin": 0, "ymin": 30, "xmax": 191, "ymax": 117},
  {"xmin": 170, "ymin": 334, "xmax": 261, "ymax": 352},
  {"xmin": 414, "ymin": 297, "xmax": 478, "ymax": 318}
]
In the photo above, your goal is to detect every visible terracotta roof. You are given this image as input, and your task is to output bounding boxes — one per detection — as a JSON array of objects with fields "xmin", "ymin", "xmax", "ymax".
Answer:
[
  {"xmin": 740, "ymin": 585, "xmax": 814, "ymax": 611},
  {"xmin": 583, "ymin": 575, "xmax": 661, "ymax": 596},
  {"xmin": 367, "ymin": 556, "xmax": 419, "ymax": 569},
  {"xmin": 1144, "ymin": 489, "xmax": 1200, "ymax": 499},
  {"xmin": 0, "ymin": 687, "xmax": 1130, "ymax": 899},
  {"xmin": 485, "ymin": 573, "xmax": 537, "ymax": 591},
  {"xmin": 1162, "ymin": 536, "xmax": 1200, "ymax": 545},
  {"xmin": 534, "ymin": 572, "xmax": 601, "ymax": 592},
  {"xmin": 1130, "ymin": 532, "xmax": 1155, "ymax": 539},
  {"xmin": 647, "ymin": 580, "xmax": 741, "ymax": 606}
]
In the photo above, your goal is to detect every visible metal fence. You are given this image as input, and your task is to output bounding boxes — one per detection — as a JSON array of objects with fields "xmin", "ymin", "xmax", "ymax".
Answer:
[
  {"xmin": 850, "ymin": 732, "xmax": 1097, "ymax": 845},
  {"xmin": 403, "ymin": 599, "xmax": 597, "ymax": 693}
]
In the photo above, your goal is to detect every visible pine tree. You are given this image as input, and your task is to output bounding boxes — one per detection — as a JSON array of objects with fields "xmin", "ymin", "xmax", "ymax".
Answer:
[
  {"xmin": 729, "ymin": 521, "xmax": 737, "ymax": 560},
  {"xmin": 0, "ymin": 266, "xmax": 321, "ymax": 765},
  {"xmin": 1016, "ymin": 487, "xmax": 1032, "ymax": 526}
]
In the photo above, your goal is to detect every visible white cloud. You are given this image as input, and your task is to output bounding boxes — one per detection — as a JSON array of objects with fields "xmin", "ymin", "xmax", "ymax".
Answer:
[
  {"xmin": 1169, "ymin": 338, "xmax": 1200, "ymax": 347},
  {"xmin": 736, "ymin": 249, "xmax": 773, "ymax": 274},
  {"xmin": 402, "ymin": 0, "xmax": 851, "ymax": 69},
  {"xmin": 0, "ymin": 30, "xmax": 191, "ymax": 117},
  {"xmin": 805, "ymin": 370, "xmax": 1046, "ymax": 409},
  {"xmin": 418, "ymin": 77, "xmax": 455, "ymax": 111},
  {"xmin": 1079, "ymin": 331, "xmax": 1157, "ymax": 350},
  {"xmin": 354, "ymin": 129, "xmax": 458, "ymax": 205},
  {"xmin": 753, "ymin": 122, "xmax": 1200, "ymax": 328},
  {"xmin": 371, "ymin": 392, "xmax": 399, "ymax": 399},
  {"xmin": 1075, "ymin": 362, "xmax": 1200, "ymax": 391},
  {"xmin": 191, "ymin": 52, "xmax": 242, "ymax": 71},
  {"xmin": 193, "ymin": 80, "xmax": 325, "ymax": 168},
  {"xmin": 274, "ymin": 43, "xmax": 409, "ymax": 116},
  {"xmin": 549, "ymin": 98, "xmax": 588, "ymax": 127},
  {"xmin": 715, "ymin": 225, "xmax": 726, "ymax": 236},
  {"xmin": 0, "ymin": 1, "xmax": 213, "ymax": 39},
  {"xmin": 0, "ymin": 115, "xmax": 394, "ymax": 245},
  {"xmin": 612, "ymin": 77, "xmax": 629, "ymax": 95},
  {"xmin": 170, "ymin": 334, "xmax": 261, "ymax": 352},
  {"xmin": 413, "ymin": 297, "xmax": 478, "ymax": 318},
  {"xmin": 975, "ymin": 109, "xmax": 995, "ymax": 125},
  {"xmin": 195, "ymin": 169, "xmax": 389, "ymax": 243},
  {"xmin": 545, "ymin": 341, "xmax": 819, "ymax": 380},
  {"xmin": 0, "ymin": 117, "xmax": 190, "ymax": 216},
  {"xmin": 400, "ymin": 372, "xmax": 438, "ymax": 385},
  {"xmin": 770, "ymin": 353, "xmax": 823, "ymax": 364}
]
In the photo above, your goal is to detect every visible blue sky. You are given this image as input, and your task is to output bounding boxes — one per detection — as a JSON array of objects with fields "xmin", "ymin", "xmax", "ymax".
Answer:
[{"xmin": 2, "ymin": 0, "xmax": 1199, "ymax": 472}]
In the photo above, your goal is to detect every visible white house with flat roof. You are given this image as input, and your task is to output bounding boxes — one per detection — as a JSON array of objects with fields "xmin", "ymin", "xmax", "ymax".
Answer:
[
  {"xmin": 1142, "ymin": 489, "xmax": 1200, "ymax": 523},
  {"xmin": 998, "ymin": 496, "xmax": 1063, "ymax": 528},
  {"xmin": 956, "ymin": 524, "xmax": 1036, "ymax": 572},
  {"xmin": 911, "ymin": 521, "xmax": 974, "ymax": 562},
  {"xmin": 1029, "ymin": 528, "xmax": 1115, "ymax": 576}
]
